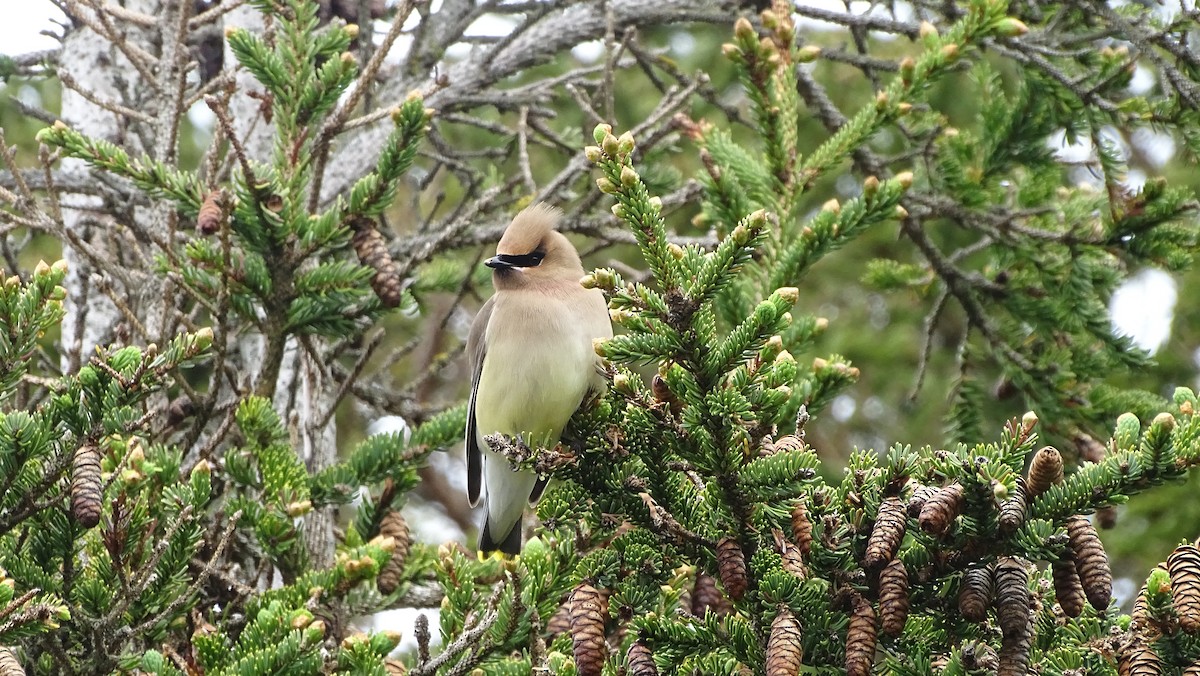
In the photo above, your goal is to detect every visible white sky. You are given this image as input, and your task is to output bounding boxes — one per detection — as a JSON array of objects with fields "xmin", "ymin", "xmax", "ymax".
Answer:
[{"xmin": 2, "ymin": 1, "xmax": 63, "ymax": 56}]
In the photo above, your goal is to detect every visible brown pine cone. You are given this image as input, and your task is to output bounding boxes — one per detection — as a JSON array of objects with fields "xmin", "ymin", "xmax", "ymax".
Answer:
[
  {"xmin": 1026, "ymin": 446, "xmax": 1064, "ymax": 499},
  {"xmin": 790, "ymin": 501, "xmax": 813, "ymax": 557},
  {"xmin": 918, "ymin": 483, "xmax": 963, "ymax": 536},
  {"xmin": 771, "ymin": 435, "xmax": 805, "ymax": 454},
  {"xmin": 958, "ymin": 564, "xmax": 993, "ymax": 623},
  {"xmin": 1131, "ymin": 583, "xmax": 1150, "ymax": 630},
  {"xmin": 627, "ymin": 640, "xmax": 658, "ymax": 676},
  {"xmin": 774, "ymin": 529, "xmax": 807, "ymax": 580},
  {"xmin": 350, "ymin": 218, "xmax": 404, "ymax": 308},
  {"xmin": 0, "ymin": 647, "xmax": 23, "ymax": 676},
  {"xmin": 650, "ymin": 374, "xmax": 682, "ymax": 417},
  {"xmin": 994, "ymin": 557, "xmax": 1032, "ymax": 676},
  {"xmin": 1118, "ymin": 639, "xmax": 1163, "ymax": 676},
  {"xmin": 1052, "ymin": 557, "xmax": 1086, "ymax": 619},
  {"xmin": 1168, "ymin": 544, "xmax": 1200, "ymax": 633},
  {"xmin": 71, "ymin": 443, "xmax": 102, "ymax": 528},
  {"xmin": 994, "ymin": 557, "xmax": 1031, "ymax": 636},
  {"xmin": 717, "ymin": 536, "xmax": 749, "ymax": 601},
  {"xmin": 692, "ymin": 572, "xmax": 732, "ymax": 617},
  {"xmin": 1096, "ymin": 505, "xmax": 1119, "ymax": 529},
  {"xmin": 844, "ymin": 592, "xmax": 877, "ymax": 676},
  {"xmin": 569, "ymin": 583, "xmax": 609, "ymax": 676},
  {"xmin": 197, "ymin": 189, "xmax": 228, "ymax": 234},
  {"xmin": 906, "ymin": 485, "xmax": 937, "ymax": 519},
  {"xmin": 864, "ymin": 496, "xmax": 907, "ymax": 570},
  {"xmin": 997, "ymin": 477, "xmax": 1027, "ymax": 537},
  {"xmin": 376, "ymin": 510, "xmax": 411, "ymax": 595},
  {"xmin": 1073, "ymin": 432, "xmax": 1108, "ymax": 464},
  {"xmin": 1066, "ymin": 516, "xmax": 1112, "ymax": 611},
  {"xmin": 879, "ymin": 559, "xmax": 910, "ymax": 638},
  {"xmin": 997, "ymin": 630, "xmax": 1033, "ymax": 676},
  {"xmin": 766, "ymin": 607, "xmax": 804, "ymax": 676},
  {"xmin": 545, "ymin": 599, "xmax": 571, "ymax": 637}
]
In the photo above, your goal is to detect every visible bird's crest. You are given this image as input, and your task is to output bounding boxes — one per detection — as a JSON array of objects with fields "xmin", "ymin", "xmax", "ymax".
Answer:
[{"xmin": 497, "ymin": 203, "xmax": 562, "ymax": 255}]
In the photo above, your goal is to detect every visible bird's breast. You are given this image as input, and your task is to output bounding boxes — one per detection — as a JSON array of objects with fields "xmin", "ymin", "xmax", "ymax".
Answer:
[{"xmin": 475, "ymin": 293, "xmax": 605, "ymax": 448}]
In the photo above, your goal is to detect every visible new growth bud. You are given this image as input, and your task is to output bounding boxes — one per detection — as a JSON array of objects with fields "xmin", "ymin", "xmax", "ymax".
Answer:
[
  {"xmin": 195, "ymin": 327, "xmax": 214, "ymax": 350},
  {"xmin": 995, "ymin": 18, "xmax": 1029, "ymax": 37},
  {"xmin": 796, "ymin": 45, "xmax": 821, "ymax": 62},
  {"xmin": 1152, "ymin": 412, "xmax": 1177, "ymax": 431},
  {"xmin": 620, "ymin": 165, "xmax": 639, "ymax": 188},
  {"xmin": 602, "ymin": 133, "xmax": 621, "ymax": 158},
  {"xmin": 734, "ymin": 17, "xmax": 756, "ymax": 41},
  {"xmin": 863, "ymin": 176, "xmax": 881, "ymax": 196},
  {"xmin": 617, "ymin": 131, "xmax": 635, "ymax": 156},
  {"xmin": 777, "ymin": 287, "xmax": 800, "ymax": 305}
]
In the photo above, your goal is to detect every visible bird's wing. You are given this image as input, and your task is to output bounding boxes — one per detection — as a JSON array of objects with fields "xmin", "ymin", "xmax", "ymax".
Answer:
[{"xmin": 465, "ymin": 296, "xmax": 495, "ymax": 508}]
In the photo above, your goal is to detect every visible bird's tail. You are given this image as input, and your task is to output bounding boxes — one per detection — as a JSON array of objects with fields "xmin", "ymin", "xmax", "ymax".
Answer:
[{"xmin": 478, "ymin": 513, "xmax": 522, "ymax": 555}]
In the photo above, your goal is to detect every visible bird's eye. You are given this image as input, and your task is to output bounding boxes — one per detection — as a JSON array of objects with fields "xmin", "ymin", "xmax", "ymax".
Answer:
[{"xmin": 530, "ymin": 251, "xmax": 546, "ymax": 264}]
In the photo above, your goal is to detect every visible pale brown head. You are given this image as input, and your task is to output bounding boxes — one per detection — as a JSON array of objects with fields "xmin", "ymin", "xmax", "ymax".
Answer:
[{"xmin": 487, "ymin": 203, "xmax": 584, "ymax": 290}]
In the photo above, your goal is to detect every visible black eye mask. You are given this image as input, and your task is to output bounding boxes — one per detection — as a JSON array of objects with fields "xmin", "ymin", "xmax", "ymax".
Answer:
[{"xmin": 485, "ymin": 251, "xmax": 545, "ymax": 269}]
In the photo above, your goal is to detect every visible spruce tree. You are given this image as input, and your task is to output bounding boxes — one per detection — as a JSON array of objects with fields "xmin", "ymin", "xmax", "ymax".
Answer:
[{"xmin": 1, "ymin": 0, "xmax": 1200, "ymax": 673}]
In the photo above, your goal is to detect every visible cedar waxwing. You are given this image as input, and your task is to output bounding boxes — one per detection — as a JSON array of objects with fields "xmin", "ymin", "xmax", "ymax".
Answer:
[{"xmin": 465, "ymin": 203, "xmax": 613, "ymax": 554}]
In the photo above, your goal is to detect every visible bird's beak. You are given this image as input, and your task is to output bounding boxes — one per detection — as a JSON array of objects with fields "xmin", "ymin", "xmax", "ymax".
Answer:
[{"xmin": 485, "ymin": 255, "xmax": 515, "ymax": 270}]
